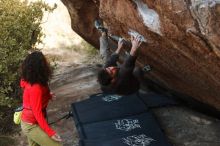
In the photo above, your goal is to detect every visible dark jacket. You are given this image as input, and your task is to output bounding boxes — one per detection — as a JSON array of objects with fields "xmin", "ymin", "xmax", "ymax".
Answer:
[{"xmin": 101, "ymin": 53, "xmax": 140, "ymax": 95}]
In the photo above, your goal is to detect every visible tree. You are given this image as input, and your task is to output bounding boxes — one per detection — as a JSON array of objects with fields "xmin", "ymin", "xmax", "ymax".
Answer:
[{"xmin": 0, "ymin": 0, "xmax": 54, "ymax": 107}]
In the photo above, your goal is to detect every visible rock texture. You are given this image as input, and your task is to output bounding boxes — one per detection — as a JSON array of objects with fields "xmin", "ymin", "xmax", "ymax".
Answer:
[{"xmin": 61, "ymin": 0, "xmax": 220, "ymax": 111}]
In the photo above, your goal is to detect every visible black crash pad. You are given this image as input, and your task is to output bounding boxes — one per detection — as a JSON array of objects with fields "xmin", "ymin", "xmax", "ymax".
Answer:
[
  {"xmin": 138, "ymin": 92, "xmax": 177, "ymax": 108},
  {"xmin": 77, "ymin": 112, "xmax": 169, "ymax": 142},
  {"xmin": 79, "ymin": 133, "xmax": 172, "ymax": 146},
  {"xmin": 71, "ymin": 93, "xmax": 148, "ymax": 125}
]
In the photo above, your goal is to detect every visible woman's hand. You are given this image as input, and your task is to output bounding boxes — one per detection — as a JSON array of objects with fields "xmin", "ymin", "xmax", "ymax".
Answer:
[
  {"xmin": 50, "ymin": 92, "xmax": 57, "ymax": 101},
  {"xmin": 51, "ymin": 133, "xmax": 62, "ymax": 142}
]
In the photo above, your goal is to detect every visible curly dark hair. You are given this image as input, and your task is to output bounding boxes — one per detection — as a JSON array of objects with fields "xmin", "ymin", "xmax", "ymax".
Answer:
[
  {"xmin": 97, "ymin": 69, "xmax": 112, "ymax": 86},
  {"xmin": 21, "ymin": 51, "xmax": 51, "ymax": 86}
]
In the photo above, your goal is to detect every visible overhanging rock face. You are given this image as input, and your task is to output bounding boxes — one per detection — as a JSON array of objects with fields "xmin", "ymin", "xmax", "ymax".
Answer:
[{"xmin": 61, "ymin": 0, "xmax": 220, "ymax": 111}]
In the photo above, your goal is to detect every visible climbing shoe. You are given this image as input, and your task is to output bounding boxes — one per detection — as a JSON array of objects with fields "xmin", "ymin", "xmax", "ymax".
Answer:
[{"xmin": 94, "ymin": 19, "xmax": 108, "ymax": 33}]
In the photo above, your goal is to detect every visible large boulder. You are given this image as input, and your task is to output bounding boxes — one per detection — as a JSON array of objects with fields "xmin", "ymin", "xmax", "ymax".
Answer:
[{"xmin": 61, "ymin": 0, "xmax": 220, "ymax": 111}]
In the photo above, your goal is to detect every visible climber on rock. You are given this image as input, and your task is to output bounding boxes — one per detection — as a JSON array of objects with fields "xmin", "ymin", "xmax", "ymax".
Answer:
[{"xmin": 95, "ymin": 19, "xmax": 146, "ymax": 95}]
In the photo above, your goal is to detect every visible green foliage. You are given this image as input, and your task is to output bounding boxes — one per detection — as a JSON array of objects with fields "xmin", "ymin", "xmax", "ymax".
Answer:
[{"xmin": 0, "ymin": 0, "xmax": 54, "ymax": 107}]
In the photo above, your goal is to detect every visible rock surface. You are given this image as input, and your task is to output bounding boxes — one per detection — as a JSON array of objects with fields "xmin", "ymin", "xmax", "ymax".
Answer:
[{"xmin": 61, "ymin": 0, "xmax": 220, "ymax": 111}]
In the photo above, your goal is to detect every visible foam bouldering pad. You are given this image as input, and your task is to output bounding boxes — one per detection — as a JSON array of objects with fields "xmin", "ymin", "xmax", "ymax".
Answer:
[
  {"xmin": 77, "ymin": 112, "xmax": 169, "ymax": 141},
  {"xmin": 138, "ymin": 92, "xmax": 177, "ymax": 108},
  {"xmin": 71, "ymin": 93, "xmax": 148, "ymax": 125},
  {"xmin": 79, "ymin": 133, "xmax": 172, "ymax": 146}
]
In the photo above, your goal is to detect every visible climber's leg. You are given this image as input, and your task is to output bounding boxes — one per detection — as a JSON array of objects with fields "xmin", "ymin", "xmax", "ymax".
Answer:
[
  {"xmin": 95, "ymin": 19, "xmax": 112, "ymax": 62},
  {"xmin": 99, "ymin": 32, "xmax": 111, "ymax": 62}
]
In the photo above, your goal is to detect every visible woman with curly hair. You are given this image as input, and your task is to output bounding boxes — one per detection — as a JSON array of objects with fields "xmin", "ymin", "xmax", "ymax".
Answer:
[{"xmin": 20, "ymin": 51, "xmax": 62, "ymax": 146}]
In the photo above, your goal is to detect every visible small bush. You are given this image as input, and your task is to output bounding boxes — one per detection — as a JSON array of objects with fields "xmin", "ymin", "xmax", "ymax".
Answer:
[
  {"xmin": 0, "ymin": 0, "xmax": 55, "ymax": 134},
  {"xmin": 0, "ymin": 0, "xmax": 54, "ymax": 107}
]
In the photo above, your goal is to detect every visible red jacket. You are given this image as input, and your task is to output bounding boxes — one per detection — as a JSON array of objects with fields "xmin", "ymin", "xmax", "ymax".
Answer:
[{"xmin": 20, "ymin": 80, "xmax": 56, "ymax": 137}]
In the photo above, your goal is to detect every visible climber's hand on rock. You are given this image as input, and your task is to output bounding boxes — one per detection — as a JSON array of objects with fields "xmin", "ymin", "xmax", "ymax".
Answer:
[
  {"xmin": 115, "ymin": 38, "xmax": 124, "ymax": 54},
  {"xmin": 131, "ymin": 35, "xmax": 142, "ymax": 50},
  {"xmin": 118, "ymin": 38, "xmax": 124, "ymax": 50},
  {"xmin": 130, "ymin": 35, "xmax": 142, "ymax": 56}
]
